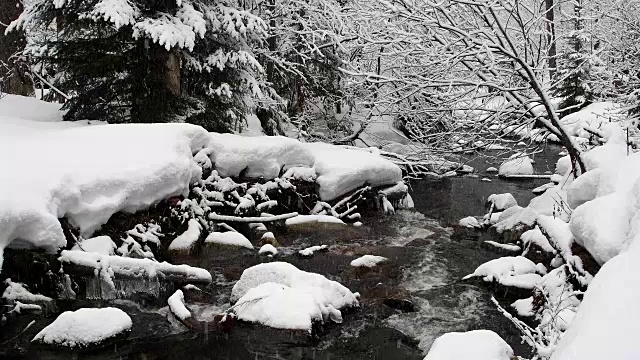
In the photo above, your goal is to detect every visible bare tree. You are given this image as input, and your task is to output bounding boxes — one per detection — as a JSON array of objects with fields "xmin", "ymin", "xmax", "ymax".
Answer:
[{"xmin": 336, "ymin": 0, "xmax": 587, "ymax": 173}]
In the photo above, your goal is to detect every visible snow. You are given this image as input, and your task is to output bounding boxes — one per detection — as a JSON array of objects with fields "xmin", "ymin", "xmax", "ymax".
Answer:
[
  {"xmin": 0, "ymin": 120, "xmax": 210, "ymax": 271},
  {"xmin": 559, "ymin": 102, "xmax": 623, "ymax": 138},
  {"xmin": 282, "ymin": 166, "xmax": 317, "ymax": 182},
  {"xmin": 483, "ymin": 241, "xmax": 521, "ymax": 252},
  {"xmin": 58, "ymin": 250, "xmax": 212, "ymax": 283},
  {"xmin": 206, "ymin": 133, "xmax": 401, "ymax": 201},
  {"xmin": 168, "ymin": 290, "xmax": 191, "ymax": 320},
  {"xmin": 71, "ymin": 236, "xmax": 116, "ymax": 255},
  {"xmin": 521, "ymin": 227, "xmax": 555, "ymax": 254},
  {"xmin": 537, "ymin": 215, "xmax": 574, "ymax": 257},
  {"xmin": 350, "ymin": 255, "xmax": 387, "ymax": 268},
  {"xmin": 306, "ymin": 143, "xmax": 402, "ymax": 201},
  {"xmin": 208, "ymin": 133, "xmax": 314, "ymax": 179},
  {"xmin": 486, "ymin": 167, "xmax": 498, "ymax": 173},
  {"xmin": 299, "ymin": 245, "xmax": 328, "ymax": 257},
  {"xmin": 424, "ymin": 330, "xmax": 514, "ymax": 360},
  {"xmin": 498, "ymin": 153, "xmax": 534, "ymax": 176},
  {"xmin": 233, "ymin": 282, "xmax": 343, "ymax": 331},
  {"xmin": 204, "ymin": 231, "xmax": 253, "ymax": 249},
  {"xmin": 230, "ymin": 262, "xmax": 359, "ymax": 331},
  {"xmin": 32, "ymin": 307, "xmax": 132, "ymax": 347},
  {"xmin": 285, "ymin": 214, "xmax": 345, "ymax": 226},
  {"xmin": 551, "ymin": 247, "xmax": 640, "ymax": 360},
  {"xmin": 0, "ymin": 94, "xmax": 65, "ymax": 123},
  {"xmin": 459, "ymin": 216, "xmax": 481, "ymax": 228},
  {"xmin": 168, "ymin": 219, "xmax": 202, "ymax": 251},
  {"xmin": 2, "ymin": 278, "xmax": 52, "ymax": 303},
  {"xmin": 258, "ymin": 244, "xmax": 278, "ymax": 255},
  {"xmin": 487, "ymin": 193, "xmax": 517, "ymax": 211}
]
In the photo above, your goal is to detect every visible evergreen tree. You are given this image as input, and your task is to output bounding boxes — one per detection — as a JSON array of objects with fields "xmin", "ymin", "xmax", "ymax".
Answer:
[
  {"xmin": 8, "ymin": 0, "xmax": 271, "ymax": 131},
  {"xmin": 554, "ymin": 0, "xmax": 600, "ymax": 116}
]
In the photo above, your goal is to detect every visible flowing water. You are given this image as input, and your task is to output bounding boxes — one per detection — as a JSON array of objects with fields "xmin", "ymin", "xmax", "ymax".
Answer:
[{"xmin": 1, "ymin": 145, "xmax": 562, "ymax": 359}]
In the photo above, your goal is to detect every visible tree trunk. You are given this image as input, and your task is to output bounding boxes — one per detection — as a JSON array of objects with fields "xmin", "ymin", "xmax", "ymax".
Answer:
[
  {"xmin": 544, "ymin": 0, "xmax": 557, "ymax": 79},
  {"xmin": 0, "ymin": 0, "xmax": 33, "ymax": 96}
]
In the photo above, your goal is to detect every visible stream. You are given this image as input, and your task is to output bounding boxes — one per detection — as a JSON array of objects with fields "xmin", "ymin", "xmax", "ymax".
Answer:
[{"xmin": 1, "ymin": 144, "xmax": 562, "ymax": 359}]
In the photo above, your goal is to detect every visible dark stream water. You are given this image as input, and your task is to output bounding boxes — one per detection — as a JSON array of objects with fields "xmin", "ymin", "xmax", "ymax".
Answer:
[{"xmin": 1, "ymin": 145, "xmax": 562, "ymax": 360}]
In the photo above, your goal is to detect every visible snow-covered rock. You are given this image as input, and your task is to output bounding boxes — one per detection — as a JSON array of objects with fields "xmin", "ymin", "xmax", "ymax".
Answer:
[
  {"xmin": 258, "ymin": 244, "xmax": 278, "ymax": 256},
  {"xmin": 168, "ymin": 219, "xmax": 202, "ymax": 252},
  {"xmin": 487, "ymin": 193, "xmax": 518, "ymax": 211},
  {"xmin": 230, "ymin": 262, "xmax": 359, "ymax": 332},
  {"xmin": 424, "ymin": 330, "xmax": 514, "ymax": 360},
  {"xmin": 204, "ymin": 231, "xmax": 253, "ymax": 249},
  {"xmin": 559, "ymin": 102, "xmax": 623, "ymax": 139},
  {"xmin": 71, "ymin": 236, "xmax": 116, "ymax": 255},
  {"xmin": 459, "ymin": 216, "xmax": 481, "ymax": 228},
  {"xmin": 350, "ymin": 255, "xmax": 387, "ymax": 268},
  {"xmin": 498, "ymin": 154, "xmax": 534, "ymax": 176},
  {"xmin": 32, "ymin": 307, "xmax": 132, "ymax": 347},
  {"xmin": 299, "ymin": 245, "xmax": 328, "ymax": 257}
]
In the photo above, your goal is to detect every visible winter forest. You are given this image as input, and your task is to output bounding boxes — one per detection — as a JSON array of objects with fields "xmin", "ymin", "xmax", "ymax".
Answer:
[{"xmin": 1, "ymin": 0, "xmax": 639, "ymax": 359}]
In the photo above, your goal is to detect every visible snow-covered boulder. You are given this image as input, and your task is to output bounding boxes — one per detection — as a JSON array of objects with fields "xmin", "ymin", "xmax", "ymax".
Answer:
[
  {"xmin": 71, "ymin": 236, "xmax": 116, "ymax": 255},
  {"xmin": 424, "ymin": 330, "xmax": 514, "ymax": 360},
  {"xmin": 498, "ymin": 154, "xmax": 534, "ymax": 176},
  {"xmin": 233, "ymin": 282, "xmax": 344, "ymax": 331},
  {"xmin": 258, "ymin": 244, "xmax": 278, "ymax": 256},
  {"xmin": 459, "ymin": 216, "xmax": 481, "ymax": 228},
  {"xmin": 551, "ymin": 248, "xmax": 640, "ymax": 360},
  {"xmin": 168, "ymin": 290, "xmax": 191, "ymax": 320},
  {"xmin": 487, "ymin": 193, "xmax": 518, "ymax": 211},
  {"xmin": 566, "ymin": 168, "xmax": 601, "ymax": 209},
  {"xmin": 204, "ymin": 231, "xmax": 253, "ymax": 249},
  {"xmin": 350, "ymin": 255, "xmax": 387, "ymax": 268},
  {"xmin": 231, "ymin": 262, "xmax": 358, "ymax": 307},
  {"xmin": 32, "ymin": 307, "xmax": 132, "ymax": 347}
]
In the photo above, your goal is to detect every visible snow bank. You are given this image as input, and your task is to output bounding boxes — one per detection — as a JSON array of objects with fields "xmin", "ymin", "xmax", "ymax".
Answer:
[
  {"xmin": 551, "ymin": 248, "xmax": 640, "ymax": 360},
  {"xmin": 0, "ymin": 94, "xmax": 64, "ymax": 123},
  {"xmin": 424, "ymin": 330, "xmax": 514, "ymax": 360},
  {"xmin": 71, "ymin": 236, "xmax": 116, "ymax": 255},
  {"xmin": 208, "ymin": 133, "xmax": 314, "ymax": 179},
  {"xmin": 32, "ymin": 307, "xmax": 132, "ymax": 347},
  {"xmin": 350, "ymin": 255, "xmax": 387, "ymax": 268},
  {"xmin": 206, "ymin": 134, "xmax": 402, "ymax": 201},
  {"xmin": 498, "ymin": 154, "xmax": 534, "ymax": 176},
  {"xmin": 306, "ymin": 143, "xmax": 402, "ymax": 201},
  {"xmin": 0, "ymin": 122, "xmax": 210, "ymax": 271},
  {"xmin": 168, "ymin": 219, "xmax": 202, "ymax": 251},
  {"xmin": 560, "ymin": 102, "xmax": 623, "ymax": 138},
  {"xmin": 204, "ymin": 231, "xmax": 253, "ymax": 249}
]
